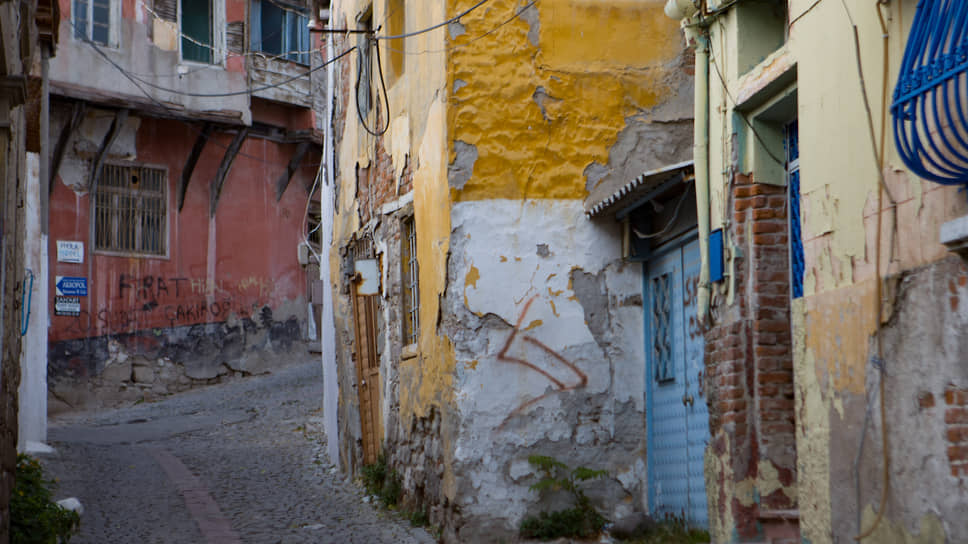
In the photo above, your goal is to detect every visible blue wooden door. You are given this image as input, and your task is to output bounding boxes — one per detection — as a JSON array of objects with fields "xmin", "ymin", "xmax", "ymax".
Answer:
[{"xmin": 645, "ymin": 238, "xmax": 709, "ymax": 527}]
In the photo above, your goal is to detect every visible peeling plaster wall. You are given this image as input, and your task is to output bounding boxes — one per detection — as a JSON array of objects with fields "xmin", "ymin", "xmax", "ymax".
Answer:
[
  {"xmin": 329, "ymin": 0, "xmax": 692, "ymax": 539},
  {"xmin": 439, "ymin": 0, "xmax": 691, "ymax": 539},
  {"xmin": 443, "ymin": 200, "xmax": 648, "ymax": 539},
  {"xmin": 327, "ymin": 0, "xmax": 452, "ymax": 490},
  {"xmin": 699, "ymin": 0, "xmax": 968, "ymax": 541},
  {"xmin": 47, "ymin": 113, "xmax": 314, "ymax": 410}
]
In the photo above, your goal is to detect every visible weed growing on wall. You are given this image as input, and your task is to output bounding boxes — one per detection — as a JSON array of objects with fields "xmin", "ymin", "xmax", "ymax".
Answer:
[
  {"xmin": 611, "ymin": 514, "xmax": 710, "ymax": 543},
  {"xmin": 519, "ymin": 455, "xmax": 608, "ymax": 540},
  {"xmin": 361, "ymin": 453, "xmax": 402, "ymax": 507},
  {"xmin": 11, "ymin": 454, "xmax": 80, "ymax": 544}
]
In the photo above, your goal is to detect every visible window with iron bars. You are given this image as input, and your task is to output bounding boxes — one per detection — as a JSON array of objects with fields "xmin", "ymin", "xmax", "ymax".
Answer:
[
  {"xmin": 401, "ymin": 216, "xmax": 419, "ymax": 345},
  {"xmin": 93, "ymin": 164, "xmax": 168, "ymax": 257}
]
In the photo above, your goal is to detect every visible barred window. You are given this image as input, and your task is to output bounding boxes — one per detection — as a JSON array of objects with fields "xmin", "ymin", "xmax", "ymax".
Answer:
[
  {"xmin": 401, "ymin": 216, "xmax": 419, "ymax": 345},
  {"xmin": 93, "ymin": 164, "xmax": 168, "ymax": 257}
]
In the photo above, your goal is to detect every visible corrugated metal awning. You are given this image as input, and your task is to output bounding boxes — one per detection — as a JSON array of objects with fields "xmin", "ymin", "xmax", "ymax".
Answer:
[{"xmin": 585, "ymin": 160, "xmax": 694, "ymax": 219}]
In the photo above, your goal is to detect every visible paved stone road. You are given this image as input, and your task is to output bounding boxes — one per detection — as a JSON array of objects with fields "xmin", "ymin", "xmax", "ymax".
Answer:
[{"xmin": 40, "ymin": 357, "xmax": 435, "ymax": 544}]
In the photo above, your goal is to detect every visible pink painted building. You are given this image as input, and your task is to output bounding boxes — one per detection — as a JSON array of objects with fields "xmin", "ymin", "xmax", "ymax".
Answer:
[{"xmin": 42, "ymin": 0, "xmax": 328, "ymax": 409}]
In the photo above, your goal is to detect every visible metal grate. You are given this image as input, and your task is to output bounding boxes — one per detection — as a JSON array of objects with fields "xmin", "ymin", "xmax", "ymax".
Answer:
[
  {"xmin": 891, "ymin": 0, "xmax": 968, "ymax": 184},
  {"xmin": 94, "ymin": 164, "xmax": 167, "ymax": 257},
  {"xmin": 652, "ymin": 273, "xmax": 674, "ymax": 382},
  {"xmin": 786, "ymin": 120, "xmax": 803, "ymax": 299},
  {"xmin": 401, "ymin": 217, "xmax": 419, "ymax": 345}
]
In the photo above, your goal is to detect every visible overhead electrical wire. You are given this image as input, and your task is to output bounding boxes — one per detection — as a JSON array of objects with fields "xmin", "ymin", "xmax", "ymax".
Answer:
[
  {"xmin": 68, "ymin": 18, "xmax": 343, "ymax": 168},
  {"xmin": 373, "ymin": 0, "xmax": 491, "ymax": 40},
  {"xmin": 384, "ymin": 0, "xmax": 539, "ymax": 57}
]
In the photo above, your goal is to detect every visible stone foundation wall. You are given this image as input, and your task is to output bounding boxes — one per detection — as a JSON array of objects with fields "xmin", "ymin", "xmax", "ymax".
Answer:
[{"xmin": 48, "ymin": 308, "xmax": 305, "ymax": 413}]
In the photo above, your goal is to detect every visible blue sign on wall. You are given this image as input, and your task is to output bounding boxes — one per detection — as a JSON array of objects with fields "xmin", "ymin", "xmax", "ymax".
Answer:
[{"xmin": 55, "ymin": 276, "xmax": 87, "ymax": 297}]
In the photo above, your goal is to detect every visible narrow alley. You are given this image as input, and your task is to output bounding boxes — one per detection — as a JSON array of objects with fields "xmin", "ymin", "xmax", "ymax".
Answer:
[{"xmin": 39, "ymin": 359, "xmax": 434, "ymax": 544}]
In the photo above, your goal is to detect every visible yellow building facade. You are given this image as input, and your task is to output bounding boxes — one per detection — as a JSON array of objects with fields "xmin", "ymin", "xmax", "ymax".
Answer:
[{"xmin": 324, "ymin": 0, "xmax": 696, "ymax": 539}]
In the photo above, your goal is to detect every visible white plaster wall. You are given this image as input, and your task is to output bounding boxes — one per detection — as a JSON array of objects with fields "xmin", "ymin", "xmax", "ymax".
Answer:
[
  {"xmin": 446, "ymin": 199, "xmax": 646, "ymax": 525},
  {"xmin": 18, "ymin": 152, "xmax": 49, "ymax": 449}
]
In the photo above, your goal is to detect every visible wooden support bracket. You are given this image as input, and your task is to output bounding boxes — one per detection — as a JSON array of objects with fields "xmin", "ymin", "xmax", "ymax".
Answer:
[
  {"xmin": 209, "ymin": 127, "xmax": 249, "ymax": 217},
  {"xmin": 177, "ymin": 123, "xmax": 213, "ymax": 212},
  {"xmin": 49, "ymin": 101, "xmax": 86, "ymax": 195},
  {"xmin": 89, "ymin": 108, "xmax": 128, "ymax": 194},
  {"xmin": 274, "ymin": 140, "xmax": 312, "ymax": 201}
]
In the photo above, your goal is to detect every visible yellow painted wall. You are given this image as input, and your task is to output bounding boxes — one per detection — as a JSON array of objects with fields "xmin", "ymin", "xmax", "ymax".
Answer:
[
  {"xmin": 329, "ymin": 0, "xmax": 453, "ymax": 451},
  {"xmin": 447, "ymin": 0, "xmax": 683, "ymax": 202}
]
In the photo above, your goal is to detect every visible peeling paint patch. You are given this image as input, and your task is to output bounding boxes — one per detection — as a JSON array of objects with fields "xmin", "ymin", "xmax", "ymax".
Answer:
[
  {"xmin": 448, "ymin": 20, "xmax": 465, "ymax": 39},
  {"xmin": 448, "ymin": 140, "xmax": 478, "ymax": 190},
  {"xmin": 518, "ymin": 1, "xmax": 540, "ymax": 47},
  {"xmin": 465, "ymin": 265, "xmax": 480, "ymax": 289},
  {"xmin": 569, "ymin": 268, "xmax": 610, "ymax": 350}
]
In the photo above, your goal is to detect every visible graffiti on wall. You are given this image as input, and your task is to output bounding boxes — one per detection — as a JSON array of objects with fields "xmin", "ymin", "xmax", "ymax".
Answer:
[
  {"xmin": 59, "ymin": 273, "xmax": 276, "ymax": 336},
  {"xmin": 496, "ymin": 295, "xmax": 587, "ymax": 428}
]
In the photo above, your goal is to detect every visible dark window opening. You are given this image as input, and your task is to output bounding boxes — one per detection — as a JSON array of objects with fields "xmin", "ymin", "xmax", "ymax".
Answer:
[{"xmin": 182, "ymin": 0, "xmax": 213, "ymax": 63}]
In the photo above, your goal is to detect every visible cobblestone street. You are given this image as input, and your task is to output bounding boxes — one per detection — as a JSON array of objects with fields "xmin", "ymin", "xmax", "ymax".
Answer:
[{"xmin": 39, "ymin": 358, "xmax": 435, "ymax": 544}]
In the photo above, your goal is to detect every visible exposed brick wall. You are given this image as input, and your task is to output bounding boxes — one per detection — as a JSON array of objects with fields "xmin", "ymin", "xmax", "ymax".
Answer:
[
  {"xmin": 945, "ymin": 384, "xmax": 968, "ymax": 478},
  {"xmin": 704, "ymin": 174, "xmax": 797, "ymax": 539}
]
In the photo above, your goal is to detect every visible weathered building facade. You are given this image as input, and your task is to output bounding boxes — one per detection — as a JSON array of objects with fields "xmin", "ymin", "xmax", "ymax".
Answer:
[
  {"xmin": 324, "ymin": 0, "xmax": 695, "ymax": 540},
  {"xmin": 666, "ymin": 0, "xmax": 968, "ymax": 542},
  {"xmin": 43, "ymin": 0, "xmax": 327, "ymax": 412},
  {"xmin": 1, "ymin": 0, "xmax": 59, "ymax": 538}
]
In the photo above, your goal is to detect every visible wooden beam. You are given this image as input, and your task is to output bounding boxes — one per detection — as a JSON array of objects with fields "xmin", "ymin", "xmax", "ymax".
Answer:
[
  {"xmin": 209, "ymin": 127, "xmax": 249, "ymax": 217},
  {"xmin": 51, "ymin": 81, "xmax": 246, "ymax": 126},
  {"xmin": 177, "ymin": 123, "xmax": 213, "ymax": 212},
  {"xmin": 89, "ymin": 108, "xmax": 128, "ymax": 194},
  {"xmin": 49, "ymin": 101, "xmax": 86, "ymax": 195},
  {"xmin": 274, "ymin": 140, "xmax": 311, "ymax": 201}
]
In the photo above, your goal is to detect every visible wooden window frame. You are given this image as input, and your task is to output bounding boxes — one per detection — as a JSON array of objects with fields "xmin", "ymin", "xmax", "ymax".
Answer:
[
  {"xmin": 179, "ymin": 0, "xmax": 226, "ymax": 65},
  {"xmin": 250, "ymin": 0, "xmax": 312, "ymax": 65},
  {"xmin": 72, "ymin": 0, "xmax": 120, "ymax": 47}
]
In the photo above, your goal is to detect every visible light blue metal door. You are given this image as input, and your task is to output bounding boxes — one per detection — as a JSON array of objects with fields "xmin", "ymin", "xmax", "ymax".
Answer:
[{"xmin": 645, "ymin": 237, "xmax": 709, "ymax": 527}]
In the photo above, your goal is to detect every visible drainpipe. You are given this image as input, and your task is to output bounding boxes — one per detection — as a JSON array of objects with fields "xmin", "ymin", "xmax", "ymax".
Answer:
[
  {"xmin": 692, "ymin": 31, "xmax": 711, "ymax": 324},
  {"xmin": 40, "ymin": 44, "xmax": 50, "ymax": 234},
  {"xmin": 666, "ymin": 2, "xmax": 711, "ymax": 323}
]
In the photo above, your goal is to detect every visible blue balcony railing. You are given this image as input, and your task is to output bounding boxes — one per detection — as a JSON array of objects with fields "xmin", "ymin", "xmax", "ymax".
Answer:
[{"xmin": 891, "ymin": 0, "xmax": 968, "ymax": 185}]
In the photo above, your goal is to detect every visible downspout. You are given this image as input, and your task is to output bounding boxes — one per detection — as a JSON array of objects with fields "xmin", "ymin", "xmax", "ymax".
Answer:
[
  {"xmin": 689, "ymin": 27, "xmax": 712, "ymax": 324},
  {"xmin": 666, "ymin": 1, "xmax": 711, "ymax": 323},
  {"xmin": 694, "ymin": 32, "xmax": 711, "ymax": 323},
  {"xmin": 40, "ymin": 44, "xmax": 49, "ymax": 234}
]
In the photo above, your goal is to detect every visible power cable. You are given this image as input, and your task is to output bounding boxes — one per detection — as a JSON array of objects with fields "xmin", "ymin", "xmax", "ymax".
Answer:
[
  {"xmin": 384, "ymin": 0, "xmax": 539, "ymax": 57},
  {"xmin": 84, "ymin": 37, "xmax": 354, "ymax": 98},
  {"xmin": 67, "ymin": 18, "xmax": 348, "ymax": 168},
  {"xmin": 708, "ymin": 48, "xmax": 785, "ymax": 166},
  {"xmin": 355, "ymin": 38, "xmax": 390, "ymax": 136},
  {"xmin": 373, "ymin": 0, "xmax": 491, "ymax": 40}
]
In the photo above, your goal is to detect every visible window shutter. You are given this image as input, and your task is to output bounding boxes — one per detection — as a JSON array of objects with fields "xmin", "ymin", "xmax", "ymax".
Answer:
[{"xmin": 154, "ymin": 0, "xmax": 177, "ymax": 22}]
